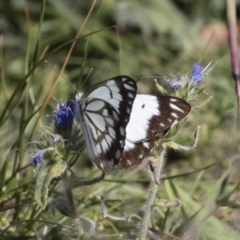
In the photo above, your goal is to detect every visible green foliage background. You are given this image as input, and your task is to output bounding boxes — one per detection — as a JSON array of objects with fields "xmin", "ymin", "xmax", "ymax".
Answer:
[{"xmin": 1, "ymin": 0, "xmax": 240, "ymax": 239}]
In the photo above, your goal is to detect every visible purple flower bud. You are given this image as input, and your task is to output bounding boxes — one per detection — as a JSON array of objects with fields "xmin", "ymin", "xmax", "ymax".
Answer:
[
  {"xmin": 54, "ymin": 100, "xmax": 74, "ymax": 139},
  {"xmin": 52, "ymin": 134, "xmax": 63, "ymax": 143},
  {"xmin": 167, "ymin": 81, "xmax": 181, "ymax": 90},
  {"xmin": 30, "ymin": 150, "xmax": 46, "ymax": 167},
  {"xmin": 191, "ymin": 63, "xmax": 203, "ymax": 84}
]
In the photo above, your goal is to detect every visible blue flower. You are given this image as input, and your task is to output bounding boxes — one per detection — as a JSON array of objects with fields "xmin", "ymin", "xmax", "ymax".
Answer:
[
  {"xmin": 191, "ymin": 63, "xmax": 203, "ymax": 84},
  {"xmin": 30, "ymin": 150, "xmax": 46, "ymax": 167},
  {"xmin": 167, "ymin": 81, "xmax": 181, "ymax": 90},
  {"xmin": 54, "ymin": 100, "xmax": 75, "ymax": 139},
  {"xmin": 55, "ymin": 100, "xmax": 74, "ymax": 126}
]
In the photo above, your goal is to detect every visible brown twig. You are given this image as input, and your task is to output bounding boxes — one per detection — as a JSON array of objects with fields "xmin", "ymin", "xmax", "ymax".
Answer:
[{"xmin": 226, "ymin": 0, "xmax": 240, "ymax": 120}]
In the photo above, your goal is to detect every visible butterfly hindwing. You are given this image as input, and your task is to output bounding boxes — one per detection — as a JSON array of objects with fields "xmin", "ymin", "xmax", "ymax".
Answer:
[
  {"xmin": 118, "ymin": 139, "xmax": 155, "ymax": 169},
  {"xmin": 116, "ymin": 94, "xmax": 191, "ymax": 170},
  {"xmin": 75, "ymin": 76, "xmax": 137, "ymax": 172}
]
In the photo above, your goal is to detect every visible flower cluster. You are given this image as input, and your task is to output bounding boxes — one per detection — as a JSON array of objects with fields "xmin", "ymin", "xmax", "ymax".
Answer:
[
  {"xmin": 167, "ymin": 63, "xmax": 207, "ymax": 91},
  {"xmin": 30, "ymin": 99, "xmax": 75, "ymax": 167}
]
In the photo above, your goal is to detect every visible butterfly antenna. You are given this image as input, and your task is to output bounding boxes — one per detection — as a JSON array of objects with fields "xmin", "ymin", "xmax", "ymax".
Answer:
[
  {"xmin": 82, "ymin": 68, "xmax": 94, "ymax": 88},
  {"xmin": 202, "ymin": 61, "xmax": 213, "ymax": 75},
  {"xmin": 45, "ymin": 61, "xmax": 78, "ymax": 92}
]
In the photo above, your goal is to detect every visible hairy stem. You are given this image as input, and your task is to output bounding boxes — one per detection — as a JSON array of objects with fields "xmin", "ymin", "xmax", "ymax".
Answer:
[
  {"xmin": 62, "ymin": 172, "xmax": 84, "ymax": 237},
  {"xmin": 139, "ymin": 145, "xmax": 166, "ymax": 240}
]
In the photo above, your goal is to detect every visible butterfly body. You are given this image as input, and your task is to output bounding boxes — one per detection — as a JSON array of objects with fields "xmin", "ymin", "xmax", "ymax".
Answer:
[{"xmin": 75, "ymin": 76, "xmax": 191, "ymax": 172}]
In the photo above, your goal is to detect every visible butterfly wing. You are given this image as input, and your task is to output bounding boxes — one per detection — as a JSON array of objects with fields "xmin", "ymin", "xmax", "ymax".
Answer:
[
  {"xmin": 75, "ymin": 76, "xmax": 137, "ymax": 172},
  {"xmin": 117, "ymin": 94, "xmax": 191, "ymax": 169},
  {"xmin": 82, "ymin": 76, "xmax": 137, "ymax": 128}
]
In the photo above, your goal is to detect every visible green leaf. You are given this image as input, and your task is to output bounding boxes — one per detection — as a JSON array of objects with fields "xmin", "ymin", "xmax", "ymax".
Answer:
[
  {"xmin": 165, "ymin": 179, "xmax": 240, "ymax": 240},
  {"xmin": 35, "ymin": 160, "xmax": 67, "ymax": 209}
]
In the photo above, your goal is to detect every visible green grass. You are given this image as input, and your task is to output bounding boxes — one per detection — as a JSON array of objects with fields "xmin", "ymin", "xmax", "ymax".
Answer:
[{"xmin": 1, "ymin": 0, "xmax": 240, "ymax": 239}]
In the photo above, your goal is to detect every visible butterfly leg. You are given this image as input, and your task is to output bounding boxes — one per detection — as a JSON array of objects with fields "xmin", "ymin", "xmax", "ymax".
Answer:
[{"xmin": 65, "ymin": 170, "xmax": 105, "ymax": 189}]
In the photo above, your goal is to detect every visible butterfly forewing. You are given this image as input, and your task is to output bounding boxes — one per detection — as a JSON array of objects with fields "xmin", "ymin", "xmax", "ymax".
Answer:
[
  {"xmin": 116, "ymin": 94, "xmax": 191, "ymax": 170},
  {"xmin": 82, "ymin": 76, "xmax": 137, "ymax": 128},
  {"xmin": 79, "ymin": 99, "xmax": 126, "ymax": 171},
  {"xmin": 75, "ymin": 76, "xmax": 137, "ymax": 172}
]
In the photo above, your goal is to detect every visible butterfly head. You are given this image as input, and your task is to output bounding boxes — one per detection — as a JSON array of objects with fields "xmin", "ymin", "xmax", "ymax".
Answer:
[{"xmin": 75, "ymin": 92, "xmax": 83, "ymax": 102}]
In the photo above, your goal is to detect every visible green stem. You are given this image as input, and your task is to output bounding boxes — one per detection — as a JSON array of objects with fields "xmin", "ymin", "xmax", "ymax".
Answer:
[
  {"xmin": 62, "ymin": 172, "xmax": 84, "ymax": 237},
  {"xmin": 138, "ymin": 145, "xmax": 167, "ymax": 240}
]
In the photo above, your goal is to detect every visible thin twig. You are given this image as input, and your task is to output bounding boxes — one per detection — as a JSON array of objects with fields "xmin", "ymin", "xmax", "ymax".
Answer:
[{"xmin": 226, "ymin": 0, "xmax": 240, "ymax": 120}]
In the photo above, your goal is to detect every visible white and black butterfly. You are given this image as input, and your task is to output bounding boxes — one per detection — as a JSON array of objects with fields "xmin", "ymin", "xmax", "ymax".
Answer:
[{"xmin": 75, "ymin": 76, "xmax": 191, "ymax": 172}]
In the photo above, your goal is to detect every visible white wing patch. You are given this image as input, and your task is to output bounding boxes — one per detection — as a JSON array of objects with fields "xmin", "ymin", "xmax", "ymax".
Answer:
[
  {"xmin": 125, "ymin": 95, "xmax": 160, "ymax": 146},
  {"xmin": 86, "ymin": 101, "xmax": 105, "ymax": 111},
  {"xmin": 169, "ymin": 103, "xmax": 184, "ymax": 112}
]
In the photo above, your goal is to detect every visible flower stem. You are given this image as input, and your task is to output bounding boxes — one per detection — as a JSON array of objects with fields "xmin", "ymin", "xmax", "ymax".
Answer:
[
  {"xmin": 138, "ymin": 145, "xmax": 166, "ymax": 240},
  {"xmin": 62, "ymin": 172, "xmax": 84, "ymax": 237},
  {"xmin": 226, "ymin": 0, "xmax": 240, "ymax": 120}
]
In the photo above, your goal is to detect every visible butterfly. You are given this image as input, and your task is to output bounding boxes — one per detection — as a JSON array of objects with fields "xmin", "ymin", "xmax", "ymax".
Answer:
[{"xmin": 74, "ymin": 76, "xmax": 191, "ymax": 172}]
